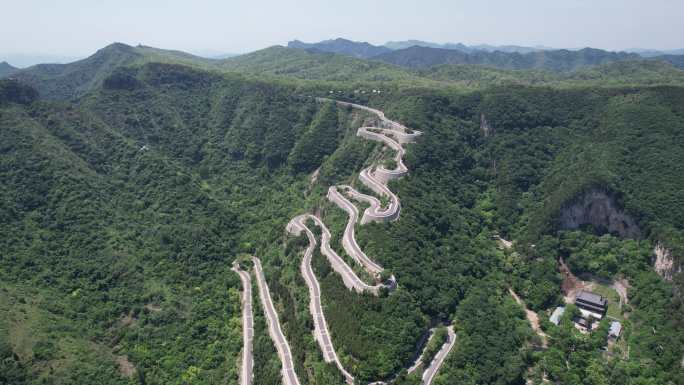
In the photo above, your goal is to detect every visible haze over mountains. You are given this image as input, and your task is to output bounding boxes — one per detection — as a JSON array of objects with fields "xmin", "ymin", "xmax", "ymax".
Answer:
[
  {"xmin": 286, "ymin": 38, "xmax": 684, "ymax": 71},
  {"xmin": 4, "ymin": 37, "xmax": 684, "ymax": 102},
  {"xmin": 4, "ymin": 37, "xmax": 684, "ymax": 70}
]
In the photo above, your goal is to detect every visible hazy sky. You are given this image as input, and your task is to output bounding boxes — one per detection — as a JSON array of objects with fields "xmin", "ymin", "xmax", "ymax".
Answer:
[{"xmin": 1, "ymin": 0, "xmax": 681, "ymax": 58}]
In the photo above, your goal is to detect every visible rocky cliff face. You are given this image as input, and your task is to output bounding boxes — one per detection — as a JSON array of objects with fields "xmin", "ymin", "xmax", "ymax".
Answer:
[
  {"xmin": 559, "ymin": 189, "xmax": 641, "ymax": 238},
  {"xmin": 480, "ymin": 113, "xmax": 494, "ymax": 137},
  {"xmin": 653, "ymin": 242, "xmax": 682, "ymax": 281}
]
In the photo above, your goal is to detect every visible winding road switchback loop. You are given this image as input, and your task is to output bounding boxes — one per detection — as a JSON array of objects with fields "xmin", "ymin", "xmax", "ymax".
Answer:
[{"xmin": 247, "ymin": 100, "xmax": 454, "ymax": 385}]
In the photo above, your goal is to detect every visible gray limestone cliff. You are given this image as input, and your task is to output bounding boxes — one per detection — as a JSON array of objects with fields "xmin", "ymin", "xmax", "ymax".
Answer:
[{"xmin": 558, "ymin": 189, "xmax": 641, "ymax": 238}]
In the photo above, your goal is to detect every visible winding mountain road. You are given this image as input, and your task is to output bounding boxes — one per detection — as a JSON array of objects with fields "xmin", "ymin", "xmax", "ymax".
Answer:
[
  {"xmin": 253, "ymin": 257, "xmax": 301, "ymax": 385},
  {"xmin": 232, "ymin": 263, "xmax": 254, "ymax": 385},
  {"xmin": 422, "ymin": 326, "xmax": 457, "ymax": 385},
  {"xmin": 245, "ymin": 100, "xmax": 454, "ymax": 385}
]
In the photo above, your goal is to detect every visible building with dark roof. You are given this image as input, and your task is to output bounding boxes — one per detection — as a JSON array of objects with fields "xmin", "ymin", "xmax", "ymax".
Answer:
[{"xmin": 575, "ymin": 290, "xmax": 607, "ymax": 317}]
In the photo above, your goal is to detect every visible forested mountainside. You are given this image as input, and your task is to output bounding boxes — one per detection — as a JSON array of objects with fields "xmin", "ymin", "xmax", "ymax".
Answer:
[
  {"xmin": 284, "ymin": 38, "xmax": 684, "ymax": 71},
  {"xmin": 1, "ymin": 44, "xmax": 218, "ymax": 100},
  {"xmin": 1, "ymin": 43, "xmax": 683, "ymax": 385},
  {"xmin": 373, "ymin": 46, "xmax": 641, "ymax": 71},
  {"xmin": 5, "ymin": 43, "xmax": 684, "ymax": 102}
]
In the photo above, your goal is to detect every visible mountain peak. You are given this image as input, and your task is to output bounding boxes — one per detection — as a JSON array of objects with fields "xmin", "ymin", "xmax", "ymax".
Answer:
[
  {"xmin": 287, "ymin": 38, "xmax": 390, "ymax": 58},
  {"xmin": 0, "ymin": 61, "xmax": 19, "ymax": 77},
  {"xmin": 96, "ymin": 42, "xmax": 136, "ymax": 55}
]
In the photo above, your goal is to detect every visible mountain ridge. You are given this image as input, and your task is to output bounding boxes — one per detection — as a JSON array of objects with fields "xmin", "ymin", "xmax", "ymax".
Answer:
[
  {"xmin": 372, "ymin": 45, "xmax": 643, "ymax": 71},
  {"xmin": 5, "ymin": 42, "xmax": 684, "ymax": 101},
  {"xmin": 0, "ymin": 61, "xmax": 19, "ymax": 77},
  {"xmin": 287, "ymin": 38, "xmax": 391, "ymax": 58}
]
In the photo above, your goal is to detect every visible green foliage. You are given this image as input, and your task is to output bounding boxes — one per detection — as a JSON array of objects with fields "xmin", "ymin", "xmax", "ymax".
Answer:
[
  {"xmin": 288, "ymin": 101, "xmax": 341, "ymax": 173},
  {"xmin": 421, "ymin": 326, "xmax": 448, "ymax": 368},
  {"xmin": 0, "ymin": 80, "xmax": 38, "ymax": 105},
  {"xmin": 434, "ymin": 278, "xmax": 531, "ymax": 385},
  {"xmin": 425, "ymin": 60, "xmax": 684, "ymax": 88},
  {"xmin": 0, "ymin": 63, "xmax": 358, "ymax": 384},
  {"xmin": 312, "ymin": 246, "xmax": 427, "ymax": 382},
  {"xmin": 508, "ymin": 236, "xmax": 562, "ymax": 310},
  {"xmin": 3, "ymin": 50, "xmax": 684, "ymax": 385},
  {"xmin": 559, "ymin": 231, "xmax": 653, "ymax": 279},
  {"xmin": 375, "ymin": 46, "xmax": 643, "ymax": 72}
]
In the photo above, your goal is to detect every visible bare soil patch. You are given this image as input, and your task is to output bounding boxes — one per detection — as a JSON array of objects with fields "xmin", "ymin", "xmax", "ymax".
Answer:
[
  {"xmin": 116, "ymin": 355, "xmax": 136, "ymax": 378},
  {"xmin": 144, "ymin": 303, "xmax": 162, "ymax": 312}
]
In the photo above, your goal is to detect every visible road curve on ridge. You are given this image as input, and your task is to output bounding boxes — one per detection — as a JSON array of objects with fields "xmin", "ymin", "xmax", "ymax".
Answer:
[
  {"xmin": 232, "ymin": 263, "xmax": 254, "ymax": 385},
  {"xmin": 253, "ymin": 257, "xmax": 301, "ymax": 385},
  {"xmin": 422, "ymin": 326, "xmax": 456, "ymax": 385}
]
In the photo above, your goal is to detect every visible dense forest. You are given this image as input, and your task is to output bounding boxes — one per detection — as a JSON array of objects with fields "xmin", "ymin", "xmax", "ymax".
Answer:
[{"xmin": 1, "ymin": 42, "xmax": 683, "ymax": 385}]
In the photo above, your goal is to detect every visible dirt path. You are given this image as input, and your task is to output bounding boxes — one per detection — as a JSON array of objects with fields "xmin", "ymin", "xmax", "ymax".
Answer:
[
  {"xmin": 494, "ymin": 235, "xmax": 513, "ymax": 250},
  {"xmin": 509, "ymin": 288, "xmax": 548, "ymax": 348},
  {"xmin": 559, "ymin": 257, "xmax": 585, "ymax": 303},
  {"xmin": 612, "ymin": 279, "xmax": 629, "ymax": 306}
]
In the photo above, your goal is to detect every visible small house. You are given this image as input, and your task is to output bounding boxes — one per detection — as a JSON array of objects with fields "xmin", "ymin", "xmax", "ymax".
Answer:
[
  {"xmin": 549, "ymin": 306, "xmax": 565, "ymax": 325},
  {"xmin": 609, "ymin": 321, "xmax": 622, "ymax": 339}
]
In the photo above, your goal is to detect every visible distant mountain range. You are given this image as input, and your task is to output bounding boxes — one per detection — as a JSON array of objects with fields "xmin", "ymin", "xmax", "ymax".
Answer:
[
  {"xmin": 624, "ymin": 48, "xmax": 684, "ymax": 57},
  {"xmin": 373, "ymin": 46, "xmax": 642, "ymax": 71},
  {"xmin": 0, "ymin": 53, "xmax": 84, "ymax": 68},
  {"xmin": 3, "ymin": 40, "xmax": 684, "ymax": 101},
  {"xmin": 286, "ymin": 38, "xmax": 684, "ymax": 71},
  {"xmin": 288, "ymin": 38, "xmax": 391, "ymax": 58},
  {"xmin": 384, "ymin": 40, "xmax": 553, "ymax": 53}
]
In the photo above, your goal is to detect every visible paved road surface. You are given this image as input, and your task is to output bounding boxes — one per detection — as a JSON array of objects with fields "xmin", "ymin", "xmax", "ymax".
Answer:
[
  {"xmin": 282, "ymin": 100, "xmax": 454, "ymax": 384},
  {"xmin": 422, "ymin": 326, "xmax": 456, "ymax": 385},
  {"xmin": 406, "ymin": 328, "xmax": 436, "ymax": 374},
  {"xmin": 288, "ymin": 215, "xmax": 356, "ymax": 384},
  {"xmin": 328, "ymin": 186, "xmax": 385, "ymax": 273},
  {"xmin": 287, "ymin": 214, "xmax": 383, "ymax": 295},
  {"xmin": 253, "ymin": 257, "xmax": 301, "ymax": 385},
  {"xmin": 232, "ymin": 263, "xmax": 254, "ymax": 385}
]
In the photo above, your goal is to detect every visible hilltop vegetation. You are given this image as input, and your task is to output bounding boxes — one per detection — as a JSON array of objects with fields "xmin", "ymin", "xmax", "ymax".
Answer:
[
  {"xmin": 373, "ymin": 46, "xmax": 641, "ymax": 71},
  {"xmin": 6, "ymin": 42, "xmax": 684, "ymax": 102},
  {"xmin": 1, "ymin": 42, "xmax": 683, "ymax": 385}
]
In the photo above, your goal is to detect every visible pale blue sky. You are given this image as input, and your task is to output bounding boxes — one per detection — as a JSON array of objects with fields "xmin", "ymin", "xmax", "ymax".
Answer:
[{"xmin": 1, "ymin": 0, "xmax": 681, "ymax": 58}]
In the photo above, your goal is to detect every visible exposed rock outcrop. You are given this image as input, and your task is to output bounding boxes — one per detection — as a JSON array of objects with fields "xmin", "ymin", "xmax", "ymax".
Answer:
[
  {"xmin": 559, "ymin": 189, "xmax": 641, "ymax": 238},
  {"xmin": 653, "ymin": 242, "xmax": 682, "ymax": 281},
  {"xmin": 481, "ymin": 113, "xmax": 494, "ymax": 137}
]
